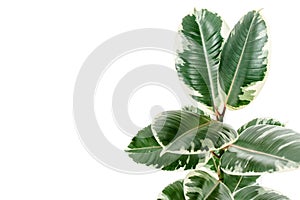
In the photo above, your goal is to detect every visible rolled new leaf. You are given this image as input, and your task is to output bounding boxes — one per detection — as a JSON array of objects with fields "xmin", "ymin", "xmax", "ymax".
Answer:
[
  {"xmin": 221, "ymin": 125, "xmax": 300, "ymax": 175},
  {"xmin": 152, "ymin": 110, "xmax": 238, "ymax": 154},
  {"xmin": 234, "ymin": 185, "xmax": 290, "ymax": 200},
  {"xmin": 126, "ymin": 125, "xmax": 209, "ymax": 171},
  {"xmin": 157, "ymin": 180, "xmax": 185, "ymax": 200},
  {"xmin": 219, "ymin": 10, "xmax": 269, "ymax": 109},
  {"xmin": 184, "ymin": 170, "xmax": 233, "ymax": 200},
  {"xmin": 176, "ymin": 9, "xmax": 226, "ymax": 112}
]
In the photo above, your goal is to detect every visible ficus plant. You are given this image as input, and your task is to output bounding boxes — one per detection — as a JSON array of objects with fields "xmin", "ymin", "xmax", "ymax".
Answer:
[{"xmin": 125, "ymin": 8, "xmax": 300, "ymax": 199}]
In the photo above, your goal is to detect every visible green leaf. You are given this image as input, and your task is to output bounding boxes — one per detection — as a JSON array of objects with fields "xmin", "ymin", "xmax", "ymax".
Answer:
[
  {"xmin": 182, "ymin": 105, "xmax": 207, "ymax": 116},
  {"xmin": 184, "ymin": 170, "xmax": 233, "ymax": 200},
  {"xmin": 126, "ymin": 125, "xmax": 209, "ymax": 171},
  {"xmin": 221, "ymin": 125, "xmax": 300, "ymax": 175},
  {"xmin": 223, "ymin": 173, "xmax": 259, "ymax": 193},
  {"xmin": 219, "ymin": 10, "xmax": 268, "ymax": 109},
  {"xmin": 237, "ymin": 118, "xmax": 285, "ymax": 134},
  {"xmin": 152, "ymin": 110, "xmax": 238, "ymax": 154},
  {"xmin": 205, "ymin": 154, "xmax": 259, "ymax": 193},
  {"xmin": 176, "ymin": 9, "xmax": 226, "ymax": 112},
  {"xmin": 234, "ymin": 185, "xmax": 290, "ymax": 200},
  {"xmin": 158, "ymin": 180, "xmax": 185, "ymax": 200},
  {"xmin": 205, "ymin": 156, "xmax": 220, "ymax": 172},
  {"xmin": 224, "ymin": 118, "xmax": 284, "ymax": 191}
]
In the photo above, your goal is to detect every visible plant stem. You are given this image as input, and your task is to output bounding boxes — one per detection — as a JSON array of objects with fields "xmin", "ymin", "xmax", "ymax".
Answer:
[
  {"xmin": 221, "ymin": 106, "xmax": 227, "ymax": 119},
  {"xmin": 217, "ymin": 167, "xmax": 224, "ymax": 182},
  {"xmin": 215, "ymin": 106, "xmax": 226, "ymax": 122},
  {"xmin": 215, "ymin": 149, "xmax": 225, "ymax": 182},
  {"xmin": 211, "ymin": 151, "xmax": 221, "ymax": 159},
  {"xmin": 213, "ymin": 106, "xmax": 227, "ymax": 181}
]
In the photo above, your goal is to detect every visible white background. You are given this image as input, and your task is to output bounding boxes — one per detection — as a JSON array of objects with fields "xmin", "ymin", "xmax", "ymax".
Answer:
[{"xmin": 1, "ymin": 0, "xmax": 300, "ymax": 199}]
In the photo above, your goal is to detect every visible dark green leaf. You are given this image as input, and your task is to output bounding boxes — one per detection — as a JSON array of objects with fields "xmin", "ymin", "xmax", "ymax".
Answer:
[
  {"xmin": 158, "ymin": 180, "xmax": 185, "ymax": 200},
  {"xmin": 205, "ymin": 156, "xmax": 220, "ymax": 173},
  {"xmin": 223, "ymin": 173, "xmax": 259, "ymax": 193}
]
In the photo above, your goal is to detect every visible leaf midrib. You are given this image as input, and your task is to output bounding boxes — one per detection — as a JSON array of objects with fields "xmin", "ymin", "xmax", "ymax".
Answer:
[
  {"xmin": 203, "ymin": 181, "xmax": 220, "ymax": 199},
  {"xmin": 232, "ymin": 176, "xmax": 243, "ymax": 193}
]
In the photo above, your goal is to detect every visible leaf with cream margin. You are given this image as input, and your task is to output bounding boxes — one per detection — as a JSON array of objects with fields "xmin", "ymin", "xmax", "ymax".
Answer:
[
  {"xmin": 234, "ymin": 185, "xmax": 290, "ymax": 200},
  {"xmin": 126, "ymin": 125, "xmax": 209, "ymax": 171},
  {"xmin": 219, "ymin": 10, "xmax": 269, "ymax": 109},
  {"xmin": 221, "ymin": 125, "xmax": 300, "ymax": 175},
  {"xmin": 152, "ymin": 110, "xmax": 238, "ymax": 155},
  {"xmin": 176, "ymin": 9, "xmax": 227, "ymax": 113},
  {"xmin": 237, "ymin": 117, "xmax": 284, "ymax": 134},
  {"xmin": 157, "ymin": 180, "xmax": 185, "ymax": 200},
  {"xmin": 184, "ymin": 170, "xmax": 233, "ymax": 200},
  {"xmin": 220, "ymin": 117, "xmax": 285, "ymax": 192}
]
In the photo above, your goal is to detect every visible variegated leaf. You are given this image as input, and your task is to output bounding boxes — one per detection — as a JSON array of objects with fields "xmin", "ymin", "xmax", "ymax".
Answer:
[
  {"xmin": 176, "ymin": 9, "xmax": 227, "ymax": 113},
  {"xmin": 219, "ymin": 10, "xmax": 268, "ymax": 109},
  {"xmin": 158, "ymin": 180, "xmax": 185, "ymax": 200},
  {"xmin": 223, "ymin": 173, "xmax": 259, "ymax": 193},
  {"xmin": 205, "ymin": 155, "xmax": 259, "ymax": 193},
  {"xmin": 221, "ymin": 125, "xmax": 300, "ymax": 175},
  {"xmin": 184, "ymin": 170, "xmax": 233, "ymax": 200},
  {"xmin": 234, "ymin": 185, "xmax": 290, "ymax": 200},
  {"xmin": 182, "ymin": 105, "xmax": 207, "ymax": 116},
  {"xmin": 225, "ymin": 118, "xmax": 285, "ymax": 190},
  {"xmin": 238, "ymin": 117, "xmax": 284, "ymax": 134},
  {"xmin": 152, "ymin": 110, "xmax": 238, "ymax": 154},
  {"xmin": 126, "ymin": 125, "xmax": 209, "ymax": 171}
]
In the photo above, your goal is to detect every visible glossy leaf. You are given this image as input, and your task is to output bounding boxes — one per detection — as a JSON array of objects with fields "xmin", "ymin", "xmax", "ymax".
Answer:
[
  {"xmin": 223, "ymin": 173, "xmax": 259, "ymax": 193},
  {"xmin": 126, "ymin": 126, "xmax": 209, "ymax": 171},
  {"xmin": 184, "ymin": 170, "xmax": 233, "ymax": 200},
  {"xmin": 238, "ymin": 117, "xmax": 284, "ymax": 134},
  {"xmin": 224, "ymin": 118, "xmax": 284, "ymax": 191},
  {"xmin": 221, "ymin": 125, "xmax": 300, "ymax": 175},
  {"xmin": 206, "ymin": 156, "xmax": 259, "ymax": 193},
  {"xmin": 152, "ymin": 110, "xmax": 238, "ymax": 154},
  {"xmin": 158, "ymin": 180, "xmax": 185, "ymax": 200},
  {"xmin": 176, "ymin": 9, "xmax": 226, "ymax": 112},
  {"xmin": 234, "ymin": 185, "xmax": 290, "ymax": 200},
  {"xmin": 219, "ymin": 10, "xmax": 268, "ymax": 109}
]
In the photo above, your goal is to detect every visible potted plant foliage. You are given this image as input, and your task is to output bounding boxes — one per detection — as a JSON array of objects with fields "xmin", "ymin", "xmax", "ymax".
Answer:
[{"xmin": 126, "ymin": 9, "xmax": 299, "ymax": 199}]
